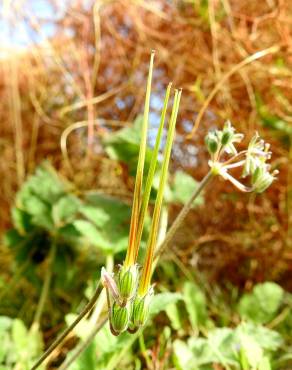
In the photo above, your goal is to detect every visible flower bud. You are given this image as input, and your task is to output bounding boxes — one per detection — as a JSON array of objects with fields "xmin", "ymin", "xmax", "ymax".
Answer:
[
  {"xmin": 110, "ymin": 301, "xmax": 130, "ymax": 335},
  {"xmin": 101, "ymin": 267, "xmax": 120, "ymax": 302},
  {"xmin": 205, "ymin": 132, "xmax": 219, "ymax": 155},
  {"xmin": 221, "ymin": 121, "xmax": 234, "ymax": 146},
  {"xmin": 117, "ymin": 264, "xmax": 139, "ymax": 305},
  {"xmin": 131, "ymin": 288, "xmax": 154, "ymax": 329}
]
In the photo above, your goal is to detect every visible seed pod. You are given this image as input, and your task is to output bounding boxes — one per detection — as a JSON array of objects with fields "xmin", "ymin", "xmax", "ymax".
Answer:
[
  {"xmin": 131, "ymin": 288, "xmax": 153, "ymax": 329},
  {"xmin": 221, "ymin": 122, "xmax": 234, "ymax": 146},
  {"xmin": 251, "ymin": 164, "xmax": 278, "ymax": 193},
  {"xmin": 252, "ymin": 171, "xmax": 274, "ymax": 193},
  {"xmin": 221, "ymin": 130, "xmax": 232, "ymax": 146},
  {"xmin": 251, "ymin": 165, "xmax": 263, "ymax": 185},
  {"xmin": 117, "ymin": 264, "xmax": 139, "ymax": 305},
  {"xmin": 110, "ymin": 302, "xmax": 130, "ymax": 336},
  {"xmin": 205, "ymin": 132, "xmax": 219, "ymax": 154}
]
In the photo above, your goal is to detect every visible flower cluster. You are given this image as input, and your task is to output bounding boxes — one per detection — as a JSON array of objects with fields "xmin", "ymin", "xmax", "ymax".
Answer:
[
  {"xmin": 101, "ymin": 52, "xmax": 181, "ymax": 336},
  {"xmin": 205, "ymin": 121, "xmax": 278, "ymax": 193}
]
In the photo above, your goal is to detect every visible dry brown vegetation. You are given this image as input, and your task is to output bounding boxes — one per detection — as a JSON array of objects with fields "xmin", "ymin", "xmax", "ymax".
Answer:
[{"xmin": 1, "ymin": 0, "xmax": 292, "ymax": 288}]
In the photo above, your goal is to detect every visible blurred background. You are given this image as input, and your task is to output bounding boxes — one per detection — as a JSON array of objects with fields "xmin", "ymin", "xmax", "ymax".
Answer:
[{"xmin": 0, "ymin": 1, "xmax": 291, "ymax": 369}]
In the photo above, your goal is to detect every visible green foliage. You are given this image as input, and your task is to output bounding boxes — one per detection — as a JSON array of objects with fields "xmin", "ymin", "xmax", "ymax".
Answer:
[
  {"xmin": 238, "ymin": 282, "xmax": 284, "ymax": 324},
  {"xmin": 169, "ymin": 171, "xmax": 204, "ymax": 206},
  {"xmin": 183, "ymin": 282, "xmax": 208, "ymax": 330},
  {"xmin": 77, "ymin": 193, "xmax": 132, "ymax": 253},
  {"xmin": 173, "ymin": 322, "xmax": 283, "ymax": 370},
  {"xmin": 3, "ymin": 163, "xmax": 134, "ymax": 326},
  {"xmin": 0, "ymin": 316, "xmax": 43, "ymax": 369}
]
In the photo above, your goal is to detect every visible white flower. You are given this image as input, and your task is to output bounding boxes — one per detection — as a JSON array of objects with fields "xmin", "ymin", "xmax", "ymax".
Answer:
[
  {"xmin": 207, "ymin": 125, "xmax": 278, "ymax": 194},
  {"xmin": 242, "ymin": 132, "xmax": 271, "ymax": 178}
]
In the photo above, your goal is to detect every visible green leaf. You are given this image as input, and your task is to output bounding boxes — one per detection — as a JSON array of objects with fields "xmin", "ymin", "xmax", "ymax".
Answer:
[
  {"xmin": 237, "ymin": 332, "xmax": 263, "ymax": 369},
  {"xmin": 150, "ymin": 292, "xmax": 183, "ymax": 317},
  {"xmin": 77, "ymin": 194, "xmax": 132, "ymax": 253},
  {"xmin": 17, "ymin": 164, "xmax": 66, "ymax": 206},
  {"xmin": 183, "ymin": 282, "xmax": 208, "ymax": 330},
  {"xmin": 52, "ymin": 195, "xmax": 81, "ymax": 227},
  {"xmin": 173, "ymin": 340, "xmax": 194, "ymax": 370},
  {"xmin": 238, "ymin": 282, "xmax": 284, "ymax": 324},
  {"xmin": 11, "ymin": 319, "xmax": 43, "ymax": 366},
  {"xmin": 14, "ymin": 163, "xmax": 73, "ymax": 231},
  {"xmin": 4, "ymin": 229, "xmax": 24, "ymax": 248},
  {"xmin": 69, "ymin": 342, "xmax": 97, "ymax": 370},
  {"xmin": 258, "ymin": 357, "xmax": 272, "ymax": 370},
  {"xmin": 94, "ymin": 325, "xmax": 137, "ymax": 370},
  {"xmin": 235, "ymin": 322, "xmax": 283, "ymax": 351},
  {"xmin": 80, "ymin": 206, "xmax": 110, "ymax": 228},
  {"xmin": 0, "ymin": 317, "xmax": 12, "ymax": 364},
  {"xmin": 18, "ymin": 193, "xmax": 53, "ymax": 230},
  {"xmin": 73, "ymin": 220, "xmax": 111, "ymax": 251},
  {"xmin": 165, "ymin": 302, "xmax": 182, "ymax": 331},
  {"xmin": 169, "ymin": 171, "xmax": 204, "ymax": 206},
  {"xmin": 11, "ymin": 208, "xmax": 33, "ymax": 234}
]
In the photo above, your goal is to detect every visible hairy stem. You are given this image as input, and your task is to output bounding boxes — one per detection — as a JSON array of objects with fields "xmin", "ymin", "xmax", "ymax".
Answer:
[{"xmin": 154, "ymin": 171, "xmax": 213, "ymax": 260}]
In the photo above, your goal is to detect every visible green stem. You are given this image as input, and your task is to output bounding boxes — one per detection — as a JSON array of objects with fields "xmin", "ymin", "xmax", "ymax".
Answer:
[
  {"xmin": 32, "ymin": 239, "xmax": 57, "ymax": 327},
  {"xmin": 154, "ymin": 171, "xmax": 213, "ymax": 260},
  {"xmin": 139, "ymin": 333, "xmax": 152, "ymax": 369},
  {"xmin": 30, "ymin": 280, "xmax": 101, "ymax": 370}
]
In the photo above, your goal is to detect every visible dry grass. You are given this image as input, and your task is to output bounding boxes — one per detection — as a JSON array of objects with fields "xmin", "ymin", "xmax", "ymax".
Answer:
[{"xmin": 0, "ymin": 0, "xmax": 292, "ymax": 287}]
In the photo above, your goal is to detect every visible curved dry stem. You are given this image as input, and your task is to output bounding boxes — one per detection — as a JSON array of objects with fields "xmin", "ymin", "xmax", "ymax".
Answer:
[
  {"xmin": 188, "ymin": 45, "xmax": 281, "ymax": 138},
  {"xmin": 60, "ymin": 119, "xmax": 131, "ymax": 175}
]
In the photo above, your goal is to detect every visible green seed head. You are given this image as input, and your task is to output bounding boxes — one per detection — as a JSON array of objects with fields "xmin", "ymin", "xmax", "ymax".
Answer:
[
  {"xmin": 221, "ymin": 121, "xmax": 235, "ymax": 146},
  {"xmin": 110, "ymin": 302, "xmax": 130, "ymax": 335},
  {"xmin": 117, "ymin": 264, "xmax": 139, "ymax": 304},
  {"xmin": 205, "ymin": 131, "xmax": 219, "ymax": 155},
  {"xmin": 131, "ymin": 288, "xmax": 153, "ymax": 329}
]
